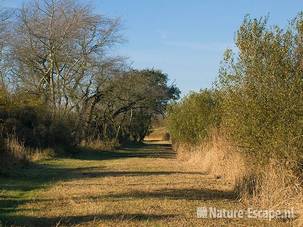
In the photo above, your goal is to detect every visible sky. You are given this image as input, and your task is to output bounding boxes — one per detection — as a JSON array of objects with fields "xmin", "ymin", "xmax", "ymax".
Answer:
[{"xmin": 2, "ymin": 0, "xmax": 303, "ymax": 95}]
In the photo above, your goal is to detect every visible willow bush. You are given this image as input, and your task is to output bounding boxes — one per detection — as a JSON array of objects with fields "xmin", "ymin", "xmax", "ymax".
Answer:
[
  {"xmin": 168, "ymin": 13, "xmax": 303, "ymax": 168},
  {"xmin": 217, "ymin": 15, "xmax": 303, "ymax": 165},
  {"xmin": 167, "ymin": 89, "xmax": 221, "ymax": 145}
]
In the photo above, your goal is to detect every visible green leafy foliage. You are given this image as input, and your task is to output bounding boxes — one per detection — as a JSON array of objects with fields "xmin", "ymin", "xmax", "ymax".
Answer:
[
  {"xmin": 168, "ymin": 14, "xmax": 303, "ymax": 167},
  {"xmin": 167, "ymin": 89, "xmax": 221, "ymax": 144},
  {"xmin": 217, "ymin": 15, "xmax": 303, "ymax": 164}
]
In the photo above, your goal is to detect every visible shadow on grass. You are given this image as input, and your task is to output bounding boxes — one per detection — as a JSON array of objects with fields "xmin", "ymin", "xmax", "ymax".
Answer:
[
  {"xmin": 0, "ymin": 164, "xmax": 107, "ymax": 220},
  {"xmin": 79, "ymin": 170, "xmax": 206, "ymax": 178},
  {"xmin": 84, "ymin": 188, "xmax": 238, "ymax": 202},
  {"xmin": 2, "ymin": 213, "xmax": 177, "ymax": 226},
  {"xmin": 0, "ymin": 186, "xmax": 237, "ymax": 226},
  {"xmin": 0, "ymin": 169, "xmax": 206, "ymax": 224},
  {"xmin": 0, "ymin": 143, "xmax": 220, "ymax": 226},
  {"xmin": 74, "ymin": 143, "xmax": 175, "ymax": 161},
  {"xmin": 0, "ymin": 143, "xmax": 175, "ymax": 221},
  {"xmin": 112, "ymin": 189, "xmax": 238, "ymax": 200}
]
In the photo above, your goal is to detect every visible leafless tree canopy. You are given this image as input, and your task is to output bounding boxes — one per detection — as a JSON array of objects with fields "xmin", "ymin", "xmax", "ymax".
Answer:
[{"xmin": 11, "ymin": 0, "xmax": 122, "ymax": 110}]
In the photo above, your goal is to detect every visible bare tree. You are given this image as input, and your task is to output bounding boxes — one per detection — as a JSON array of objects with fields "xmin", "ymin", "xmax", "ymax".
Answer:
[
  {"xmin": 10, "ymin": 0, "xmax": 122, "ymax": 112},
  {"xmin": 0, "ymin": 3, "xmax": 13, "ymax": 89}
]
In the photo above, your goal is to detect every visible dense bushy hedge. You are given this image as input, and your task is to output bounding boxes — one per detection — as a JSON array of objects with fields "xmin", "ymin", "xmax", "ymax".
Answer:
[
  {"xmin": 218, "ymin": 15, "xmax": 303, "ymax": 164},
  {"xmin": 168, "ymin": 14, "xmax": 303, "ymax": 166},
  {"xmin": 167, "ymin": 89, "xmax": 221, "ymax": 144}
]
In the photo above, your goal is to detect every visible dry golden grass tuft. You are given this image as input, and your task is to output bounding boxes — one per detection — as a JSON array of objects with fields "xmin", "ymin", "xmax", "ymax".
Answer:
[
  {"xmin": 5, "ymin": 136, "xmax": 29, "ymax": 163},
  {"xmin": 173, "ymin": 132, "xmax": 303, "ymax": 225},
  {"xmin": 0, "ymin": 136, "xmax": 55, "ymax": 172},
  {"xmin": 29, "ymin": 147, "xmax": 55, "ymax": 161},
  {"xmin": 236, "ymin": 161, "xmax": 303, "ymax": 225},
  {"xmin": 174, "ymin": 131, "xmax": 246, "ymax": 185}
]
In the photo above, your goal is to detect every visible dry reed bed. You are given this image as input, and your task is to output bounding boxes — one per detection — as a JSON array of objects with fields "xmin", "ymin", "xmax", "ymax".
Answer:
[{"xmin": 173, "ymin": 134, "xmax": 303, "ymax": 225}]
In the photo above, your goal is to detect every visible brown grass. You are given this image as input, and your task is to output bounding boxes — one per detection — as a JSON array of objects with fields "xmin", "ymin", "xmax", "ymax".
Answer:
[
  {"xmin": 174, "ymin": 131, "xmax": 247, "ymax": 185},
  {"xmin": 236, "ymin": 161, "xmax": 303, "ymax": 225},
  {"xmin": 0, "ymin": 136, "xmax": 55, "ymax": 172},
  {"xmin": 1, "ymin": 142, "xmax": 291, "ymax": 226},
  {"xmin": 173, "ymin": 132, "xmax": 303, "ymax": 225},
  {"xmin": 5, "ymin": 136, "xmax": 29, "ymax": 163}
]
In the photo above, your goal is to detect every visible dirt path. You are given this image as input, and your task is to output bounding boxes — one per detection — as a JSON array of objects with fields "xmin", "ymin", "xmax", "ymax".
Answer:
[{"xmin": 1, "ymin": 143, "xmax": 287, "ymax": 226}]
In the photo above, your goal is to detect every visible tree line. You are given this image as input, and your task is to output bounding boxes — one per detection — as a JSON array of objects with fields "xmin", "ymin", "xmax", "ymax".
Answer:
[{"xmin": 0, "ymin": 0, "xmax": 180, "ymax": 168}]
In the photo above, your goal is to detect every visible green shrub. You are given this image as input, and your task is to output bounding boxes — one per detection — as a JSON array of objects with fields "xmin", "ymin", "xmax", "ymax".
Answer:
[
  {"xmin": 217, "ymin": 15, "xmax": 303, "ymax": 165},
  {"xmin": 167, "ymin": 89, "xmax": 221, "ymax": 144}
]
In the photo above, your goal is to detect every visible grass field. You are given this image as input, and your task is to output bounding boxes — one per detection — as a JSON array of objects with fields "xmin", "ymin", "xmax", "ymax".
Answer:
[{"xmin": 0, "ymin": 142, "xmax": 293, "ymax": 226}]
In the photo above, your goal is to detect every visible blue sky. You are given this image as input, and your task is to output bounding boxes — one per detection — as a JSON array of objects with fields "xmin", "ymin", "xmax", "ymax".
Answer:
[{"xmin": 2, "ymin": 0, "xmax": 303, "ymax": 95}]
